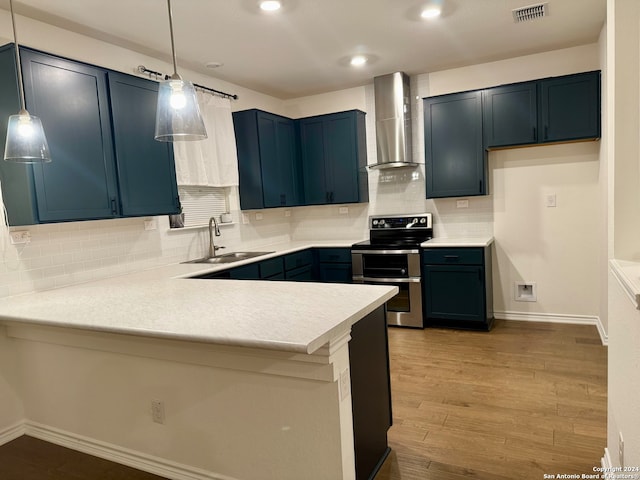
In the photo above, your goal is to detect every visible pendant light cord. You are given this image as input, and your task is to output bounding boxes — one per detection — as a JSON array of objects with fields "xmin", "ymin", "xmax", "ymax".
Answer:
[
  {"xmin": 9, "ymin": 0, "xmax": 27, "ymax": 113},
  {"xmin": 166, "ymin": 0, "xmax": 180, "ymax": 79}
]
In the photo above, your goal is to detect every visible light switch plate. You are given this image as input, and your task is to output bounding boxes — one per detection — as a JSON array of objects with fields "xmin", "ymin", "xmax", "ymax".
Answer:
[
  {"xmin": 545, "ymin": 194, "xmax": 557, "ymax": 207},
  {"xmin": 10, "ymin": 231, "xmax": 31, "ymax": 245}
]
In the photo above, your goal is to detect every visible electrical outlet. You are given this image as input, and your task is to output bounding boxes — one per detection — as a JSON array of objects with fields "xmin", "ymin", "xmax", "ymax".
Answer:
[
  {"xmin": 545, "ymin": 193, "xmax": 557, "ymax": 208},
  {"xmin": 10, "ymin": 231, "xmax": 31, "ymax": 245},
  {"xmin": 284, "ymin": 209, "xmax": 291, "ymax": 217},
  {"xmin": 339, "ymin": 207, "xmax": 349, "ymax": 214},
  {"xmin": 151, "ymin": 400, "xmax": 165, "ymax": 424},
  {"xmin": 255, "ymin": 213, "xmax": 264, "ymax": 221},
  {"xmin": 619, "ymin": 431, "xmax": 624, "ymax": 467},
  {"xmin": 144, "ymin": 219, "xmax": 157, "ymax": 231},
  {"xmin": 456, "ymin": 199, "xmax": 469, "ymax": 209},
  {"xmin": 339, "ymin": 368, "xmax": 351, "ymax": 401},
  {"xmin": 242, "ymin": 213, "xmax": 249, "ymax": 225}
]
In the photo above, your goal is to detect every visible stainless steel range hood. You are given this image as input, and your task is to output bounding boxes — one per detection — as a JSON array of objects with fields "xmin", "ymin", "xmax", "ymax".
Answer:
[{"xmin": 370, "ymin": 72, "xmax": 418, "ymax": 169}]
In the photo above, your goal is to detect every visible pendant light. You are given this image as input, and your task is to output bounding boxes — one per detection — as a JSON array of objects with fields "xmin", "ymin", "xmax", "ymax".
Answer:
[
  {"xmin": 154, "ymin": 0, "xmax": 207, "ymax": 142},
  {"xmin": 3, "ymin": 0, "xmax": 51, "ymax": 163}
]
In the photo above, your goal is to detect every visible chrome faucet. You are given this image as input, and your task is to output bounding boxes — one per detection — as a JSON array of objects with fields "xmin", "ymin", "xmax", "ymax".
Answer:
[{"xmin": 208, "ymin": 216, "xmax": 224, "ymax": 258}]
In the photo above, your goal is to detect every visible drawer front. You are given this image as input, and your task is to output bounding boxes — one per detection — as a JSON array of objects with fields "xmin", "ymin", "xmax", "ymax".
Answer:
[
  {"xmin": 259, "ymin": 257, "xmax": 285, "ymax": 278},
  {"xmin": 284, "ymin": 250, "xmax": 314, "ymax": 271},
  {"xmin": 317, "ymin": 248, "xmax": 351, "ymax": 264},
  {"xmin": 422, "ymin": 248, "xmax": 483, "ymax": 265},
  {"xmin": 230, "ymin": 263, "xmax": 260, "ymax": 280}
]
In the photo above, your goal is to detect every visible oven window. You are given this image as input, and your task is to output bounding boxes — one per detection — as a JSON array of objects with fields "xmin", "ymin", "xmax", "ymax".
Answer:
[
  {"xmin": 385, "ymin": 282, "xmax": 411, "ymax": 313},
  {"xmin": 362, "ymin": 254, "xmax": 409, "ymax": 278}
]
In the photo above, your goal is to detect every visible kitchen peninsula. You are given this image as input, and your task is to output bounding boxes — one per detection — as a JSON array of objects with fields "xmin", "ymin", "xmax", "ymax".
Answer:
[{"xmin": 0, "ymin": 256, "xmax": 397, "ymax": 480}]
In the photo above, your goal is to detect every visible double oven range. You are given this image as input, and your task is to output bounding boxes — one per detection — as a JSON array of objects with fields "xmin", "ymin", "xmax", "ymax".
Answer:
[{"xmin": 351, "ymin": 213, "xmax": 432, "ymax": 328}]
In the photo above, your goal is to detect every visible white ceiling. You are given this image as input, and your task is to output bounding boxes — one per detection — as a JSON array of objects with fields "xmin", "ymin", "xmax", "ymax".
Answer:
[{"xmin": 2, "ymin": 0, "xmax": 606, "ymax": 99}]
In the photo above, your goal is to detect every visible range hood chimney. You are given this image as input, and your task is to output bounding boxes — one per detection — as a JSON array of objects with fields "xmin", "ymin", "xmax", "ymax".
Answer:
[{"xmin": 370, "ymin": 72, "xmax": 417, "ymax": 169}]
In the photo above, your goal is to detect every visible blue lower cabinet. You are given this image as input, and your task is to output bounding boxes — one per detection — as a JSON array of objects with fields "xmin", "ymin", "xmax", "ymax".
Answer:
[
  {"xmin": 422, "ymin": 247, "xmax": 493, "ymax": 330},
  {"xmin": 316, "ymin": 248, "xmax": 352, "ymax": 283},
  {"xmin": 285, "ymin": 265, "xmax": 314, "ymax": 281},
  {"xmin": 229, "ymin": 263, "xmax": 260, "ymax": 280},
  {"xmin": 258, "ymin": 257, "xmax": 285, "ymax": 280}
]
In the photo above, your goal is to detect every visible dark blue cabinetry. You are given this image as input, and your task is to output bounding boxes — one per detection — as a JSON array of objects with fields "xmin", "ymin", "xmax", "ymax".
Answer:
[
  {"xmin": 108, "ymin": 72, "xmax": 180, "ymax": 217},
  {"xmin": 483, "ymin": 71, "xmax": 600, "ymax": 148},
  {"xmin": 423, "ymin": 91, "xmax": 485, "ymax": 199},
  {"xmin": 482, "ymin": 82, "xmax": 538, "ymax": 148},
  {"xmin": 299, "ymin": 110, "xmax": 368, "ymax": 205},
  {"xmin": 21, "ymin": 48, "xmax": 119, "ymax": 223},
  {"xmin": 422, "ymin": 247, "xmax": 493, "ymax": 330},
  {"xmin": 539, "ymin": 71, "xmax": 601, "ymax": 143},
  {"xmin": 232, "ymin": 109, "xmax": 301, "ymax": 210},
  {"xmin": 317, "ymin": 248, "xmax": 353, "ymax": 283},
  {"xmin": 0, "ymin": 45, "xmax": 181, "ymax": 225}
]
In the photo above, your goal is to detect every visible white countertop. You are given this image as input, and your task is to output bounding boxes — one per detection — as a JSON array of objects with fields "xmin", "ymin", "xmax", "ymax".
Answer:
[
  {"xmin": 0, "ymin": 239, "xmax": 397, "ymax": 354},
  {"xmin": 610, "ymin": 259, "xmax": 640, "ymax": 309},
  {"xmin": 421, "ymin": 236, "xmax": 494, "ymax": 248}
]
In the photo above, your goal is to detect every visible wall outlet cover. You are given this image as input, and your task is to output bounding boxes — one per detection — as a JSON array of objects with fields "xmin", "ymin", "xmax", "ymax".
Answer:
[
  {"xmin": 10, "ymin": 231, "xmax": 31, "ymax": 245},
  {"xmin": 456, "ymin": 199, "xmax": 469, "ymax": 209},
  {"xmin": 515, "ymin": 282, "xmax": 537, "ymax": 302}
]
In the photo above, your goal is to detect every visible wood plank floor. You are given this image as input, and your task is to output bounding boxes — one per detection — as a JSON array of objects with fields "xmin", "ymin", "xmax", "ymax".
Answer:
[
  {"xmin": 375, "ymin": 319, "xmax": 608, "ymax": 480},
  {"xmin": 0, "ymin": 435, "xmax": 168, "ymax": 479},
  {"xmin": 0, "ymin": 320, "xmax": 607, "ymax": 480}
]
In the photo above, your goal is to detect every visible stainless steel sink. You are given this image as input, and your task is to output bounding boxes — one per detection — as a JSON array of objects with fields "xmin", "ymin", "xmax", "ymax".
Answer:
[{"xmin": 183, "ymin": 251, "xmax": 274, "ymax": 265}]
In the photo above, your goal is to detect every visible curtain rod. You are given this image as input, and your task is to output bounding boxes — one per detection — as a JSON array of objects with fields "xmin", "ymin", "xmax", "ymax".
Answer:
[{"xmin": 136, "ymin": 65, "xmax": 239, "ymax": 100}]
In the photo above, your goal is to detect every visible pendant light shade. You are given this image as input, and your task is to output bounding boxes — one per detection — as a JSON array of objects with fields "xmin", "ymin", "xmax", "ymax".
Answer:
[
  {"xmin": 154, "ymin": 75, "xmax": 207, "ymax": 141},
  {"xmin": 3, "ymin": 0, "xmax": 52, "ymax": 163},
  {"xmin": 4, "ymin": 111, "xmax": 51, "ymax": 163},
  {"xmin": 154, "ymin": 0, "xmax": 207, "ymax": 142}
]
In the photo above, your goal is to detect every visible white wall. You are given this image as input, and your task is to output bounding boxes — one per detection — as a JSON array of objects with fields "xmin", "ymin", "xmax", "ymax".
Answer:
[{"xmin": 607, "ymin": 0, "xmax": 640, "ymax": 469}]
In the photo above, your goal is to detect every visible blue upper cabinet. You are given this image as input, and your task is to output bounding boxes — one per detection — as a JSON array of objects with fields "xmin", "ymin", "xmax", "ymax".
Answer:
[
  {"xmin": 539, "ymin": 71, "xmax": 601, "ymax": 143},
  {"xmin": 424, "ymin": 91, "xmax": 486, "ymax": 199},
  {"xmin": 299, "ymin": 110, "xmax": 368, "ymax": 205},
  {"xmin": 21, "ymin": 48, "xmax": 120, "ymax": 223},
  {"xmin": 233, "ymin": 109, "xmax": 302, "ymax": 210},
  {"xmin": 482, "ymin": 82, "xmax": 538, "ymax": 148},
  {"xmin": 0, "ymin": 45, "xmax": 182, "ymax": 225},
  {"xmin": 107, "ymin": 72, "xmax": 180, "ymax": 217},
  {"xmin": 483, "ymin": 71, "xmax": 601, "ymax": 149}
]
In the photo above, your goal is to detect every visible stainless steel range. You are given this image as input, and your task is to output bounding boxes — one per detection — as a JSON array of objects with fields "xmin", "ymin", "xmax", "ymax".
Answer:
[{"xmin": 351, "ymin": 213, "xmax": 433, "ymax": 328}]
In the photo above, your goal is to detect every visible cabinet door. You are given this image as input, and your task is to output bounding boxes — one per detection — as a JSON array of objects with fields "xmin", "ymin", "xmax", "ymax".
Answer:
[
  {"xmin": 233, "ymin": 110, "xmax": 265, "ymax": 210},
  {"xmin": 257, "ymin": 112, "xmax": 300, "ymax": 208},
  {"xmin": 482, "ymin": 82, "xmax": 537, "ymax": 148},
  {"xmin": 324, "ymin": 112, "xmax": 360, "ymax": 204},
  {"xmin": 423, "ymin": 265, "xmax": 486, "ymax": 323},
  {"xmin": 21, "ymin": 49, "xmax": 119, "ymax": 222},
  {"xmin": 424, "ymin": 91, "xmax": 485, "ymax": 199},
  {"xmin": 318, "ymin": 263, "xmax": 352, "ymax": 283},
  {"xmin": 108, "ymin": 72, "xmax": 180, "ymax": 217},
  {"xmin": 539, "ymin": 71, "xmax": 601, "ymax": 143},
  {"xmin": 300, "ymin": 117, "xmax": 328, "ymax": 205}
]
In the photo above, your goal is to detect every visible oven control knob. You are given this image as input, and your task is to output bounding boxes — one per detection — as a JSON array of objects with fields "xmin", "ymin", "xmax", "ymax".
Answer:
[
  {"xmin": 379, "ymin": 219, "xmax": 385, "ymax": 226},
  {"xmin": 420, "ymin": 218, "xmax": 426, "ymax": 224},
  {"xmin": 372, "ymin": 219, "xmax": 378, "ymax": 226}
]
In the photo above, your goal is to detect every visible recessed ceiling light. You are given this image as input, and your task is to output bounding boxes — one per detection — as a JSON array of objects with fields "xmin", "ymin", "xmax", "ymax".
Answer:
[
  {"xmin": 260, "ymin": 1, "xmax": 282, "ymax": 11},
  {"xmin": 205, "ymin": 62, "xmax": 223, "ymax": 69},
  {"xmin": 421, "ymin": 6, "xmax": 441, "ymax": 19},
  {"xmin": 350, "ymin": 55, "xmax": 368, "ymax": 67}
]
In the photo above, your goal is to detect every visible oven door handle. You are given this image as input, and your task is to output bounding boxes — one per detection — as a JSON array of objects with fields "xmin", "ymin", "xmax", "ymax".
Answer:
[
  {"xmin": 354, "ymin": 276, "xmax": 421, "ymax": 283},
  {"xmin": 351, "ymin": 249, "xmax": 420, "ymax": 255}
]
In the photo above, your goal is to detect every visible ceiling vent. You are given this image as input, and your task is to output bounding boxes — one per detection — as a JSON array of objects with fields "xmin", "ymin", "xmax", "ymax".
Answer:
[{"xmin": 512, "ymin": 3, "xmax": 548, "ymax": 23}]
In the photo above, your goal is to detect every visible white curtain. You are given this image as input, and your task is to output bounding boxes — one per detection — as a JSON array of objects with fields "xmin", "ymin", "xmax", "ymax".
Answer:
[{"xmin": 173, "ymin": 92, "xmax": 239, "ymax": 187}]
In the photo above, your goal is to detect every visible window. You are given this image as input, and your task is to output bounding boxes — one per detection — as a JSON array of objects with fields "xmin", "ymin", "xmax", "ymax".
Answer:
[{"xmin": 172, "ymin": 186, "xmax": 229, "ymax": 228}]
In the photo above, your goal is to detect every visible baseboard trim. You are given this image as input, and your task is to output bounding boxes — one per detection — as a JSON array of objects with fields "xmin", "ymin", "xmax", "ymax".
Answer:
[
  {"xmin": 0, "ymin": 421, "xmax": 26, "ymax": 446},
  {"xmin": 24, "ymin": 421, "xmax": 240, "ymax": 480},
  {"xmin": 494, "ymin": 311, "xmax": 608, "ymax": 346}
]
